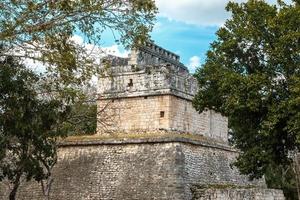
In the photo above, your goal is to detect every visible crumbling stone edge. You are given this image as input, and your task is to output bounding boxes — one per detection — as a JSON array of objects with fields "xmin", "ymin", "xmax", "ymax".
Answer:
[{"xmin": 58, "ymin": 136, "xmax": 236, "ymax": 153}]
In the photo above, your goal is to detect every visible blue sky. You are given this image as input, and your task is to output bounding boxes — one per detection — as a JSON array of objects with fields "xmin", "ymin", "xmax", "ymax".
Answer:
[
  {"xmin": 93, "ymin": 0, "xmax": 236, "ymax": 73},
  {"xmin": 97, "ymin": 17, "xmax": 218, "ymax": 73},
  {"xmin": 89, "ymin": 0, "xmax": 284, "ymax": 73},
  {"xmin": 151, "ymin": 17, "xmax": 218, "ymax": 72}
]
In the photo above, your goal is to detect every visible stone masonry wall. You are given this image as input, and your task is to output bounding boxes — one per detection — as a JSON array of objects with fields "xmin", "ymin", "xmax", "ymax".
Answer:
[
  {"xmin": 210, "ymin": 111, "xmax": 228, "ymax": 141},
  {"xmin": 128, "ymin": 42, "xmax": 182, "ymax": 68},
  {"xmin": 98, "ymin": 52, "xmax": 228, "ymax": 142},
  {"xmin": 169, "ymin": 96, "xmax": 209, "ymax": 135},
  {"xmin": 0, "ymin": 142, "xmax": 186, "ymax": 200},
  {"xmin": 169, "ymin": 96, "xmax": 228, "ymax": 141},
  {"xmin": 97, "ymin": 95, "xmax": 228, "ymax": 142},
  {"xmin": 97, "ymin": 95, "xmax": 171, "ymax": 133},
  {"xmin": 98, "ymin": 64, "xmax": 197, "ymax": 100},
  {"xmin": 98, "ymin": 42, "xmax": 230, "ymax": 142},
  {"xmin": 0, "ymin": 139, "xmax": 283, "ymax": 200},
  {"xmin": 191, "ymin": 188, "xmax": 285, "ymax": 200},
  {"xmin": 182, "ymin": 144, "xmax": 265, "ymax": 189}
]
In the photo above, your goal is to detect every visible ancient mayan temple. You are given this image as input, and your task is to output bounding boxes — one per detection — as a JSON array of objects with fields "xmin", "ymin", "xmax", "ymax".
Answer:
[
  {"xmin": 97, "ymin": 41, "xmax": 228, "ymax": 142},
  {"xmin": 0, "ymin": 42, "xmax": 285, "ymax": 200}
]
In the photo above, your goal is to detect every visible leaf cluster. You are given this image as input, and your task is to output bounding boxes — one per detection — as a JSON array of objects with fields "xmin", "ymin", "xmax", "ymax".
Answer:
[
  {"xmin": 0, "ymin": 56, "xmax": 70, "ymax": 187},
  {"xmin": 61, "ymin": 103, "xmax": 97, "ymax": 135},
  {"xmin": 193, "ymin": 0, "xmax": 300, "ymax": 180},
  {"xmin": 0, "ymin": 0, "xmax": 157, "ymax": 90}
]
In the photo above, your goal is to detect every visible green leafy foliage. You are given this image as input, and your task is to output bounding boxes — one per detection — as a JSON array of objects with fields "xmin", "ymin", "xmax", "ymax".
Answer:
[
  {"xmin": 0, "ymin": 2, "xmax": 157, "ymax": 198},
  {"xmin": 62, "ymin": 103, "xmax": 97, "ymax": 135},
  {"xmin": 265, "ymin": 164, "xmax": 298, "ymax": 200},
  {"xmin": 193, "ymin": 0, "xmax": 300, "ymax": 197},
  {"xmin": 0, "ymin": 56, "xmax": 70, "ymax": 199},
  {"xmin": 0, "ymin": 0, "xmax": 157, "ymax": 92}
]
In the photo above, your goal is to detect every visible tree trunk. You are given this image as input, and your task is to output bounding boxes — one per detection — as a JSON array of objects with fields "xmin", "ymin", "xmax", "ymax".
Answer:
[
  {"xmin": 9, "ymin": 173, "xmax": 21, "ymax": 200},
  {"xmin": 41, "ymin": 176, "xmax": 54, "ymax": 200},
  {"xmin": 293, "ymin": 153, "xmax": 300, "ymax": 200}
]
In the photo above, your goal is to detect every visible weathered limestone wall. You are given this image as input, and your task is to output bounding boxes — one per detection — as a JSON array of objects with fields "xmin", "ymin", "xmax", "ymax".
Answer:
[
  {"xmin": 191, "ymin": 188, "xmax": 285, "ymax": 200},
  {"xmin": 128, "ymin": 42, "xmax": 182, "ymax": 67},
  {"xmin": 97, "ymin": 95, "xmax": 171, "ymax": 132},
  {"xmin": 97, "ymin": 42, "xmax": 229, "ymax": 142},
  {"xmin": 210, "ymin": 111, "xmax": 228, "ymax": 140},
  {"xmin": 97, "ymin": 95, "xmax": 228, "ymax": 142},
  {"xmin": 182, "ymin": 144, "xmax": 265, "ymax": 188},
  {"xmin": 169, "ymin": 96, "xmax": 208, "ymax": 135},
  {"xmin": 0, "ymin": 141, "xmax": 186, "ymax": 200},
  {"xmin": 98, "ymin": 48, "xmax": 228, "ymax": 142},
  {"xmin": 98, "ymin": 64, "xmax": 197, "ymax": 100},
  {"xmin": 0, "ymin": 138, "xmax": 283, "ymax": 200},
  {"xmin": 169, "ymin": 96, "xmax": 228, "ymax": 141}
]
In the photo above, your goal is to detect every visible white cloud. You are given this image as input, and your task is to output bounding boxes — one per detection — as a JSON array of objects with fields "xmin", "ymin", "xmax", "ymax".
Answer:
[
  {"xmin": 70, "ymin": 35, "xmax": 84, "ymax": 45},
  {"xmin": 70, "ymin": 35, "xmax": 129, "ymax": 59},
  {"xmin": 156, "ymin": 0, "xmax": 238, "ymax": 26},
  {"xmin": 102, "ymin": 45, "xmax": 129, "ymax": 58},
  {"xmin": 155, "ymin": 0, "xmax": 289, "ymax": 26},
  {"xmin": 24, "ymin": 35, "xmax": 129, "ymax": 72},
  {"xmin": 188, "ymin": 56, "xmax": 201, "ymax": 72},
  {"xmin": 23, "ymin": 58, "xmax": 46, "ymax": 74},
  {"xmin": 153, "ymin": 21, "xmax": 163, "ymax": 32}
]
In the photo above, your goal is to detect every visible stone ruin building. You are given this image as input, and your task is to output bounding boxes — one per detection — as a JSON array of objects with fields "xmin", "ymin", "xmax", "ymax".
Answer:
[
  {"xmin": 97, "ymin": 42, "xmax": 228, "ymax": 142},
  {"xmin": 0, "ymin": 42, "xmax": 285, "ymax": 200}
]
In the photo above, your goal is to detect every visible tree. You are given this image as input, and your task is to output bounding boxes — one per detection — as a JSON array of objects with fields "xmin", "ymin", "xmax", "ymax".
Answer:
[
  {"xmin": 0, "ymin": 0, "xmax": 157, "ymax": 92},
  {"xmin": 193, "ymin": 0, "xmax": 300, "ymax": 198},
  {"xmin": 0, "ymin": 1, "xmax": 157, "ymax": 199},
  {"xmin": 62, "ymin": 103, "xmax": 97, "ymax": 135},
  {"xmin": 0, "ymin": 56, "xmax": 70, "ymax": 200}
]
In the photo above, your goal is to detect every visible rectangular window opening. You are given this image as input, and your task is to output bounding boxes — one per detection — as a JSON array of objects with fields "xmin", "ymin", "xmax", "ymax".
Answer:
[
  {"xmin": 128, "ymin": 79, "xmax": 133, "ymax": 87},
  {"xmin": 160, "ymin": 111, "xmax": 165, "ymax": 118}
]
